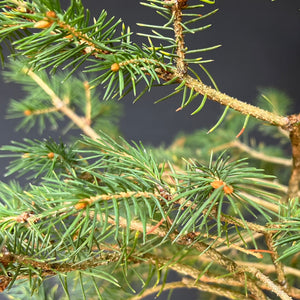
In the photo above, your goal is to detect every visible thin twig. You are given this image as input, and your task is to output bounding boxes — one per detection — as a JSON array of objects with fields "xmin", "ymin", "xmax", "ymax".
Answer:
[
  {"xmin": 248, "ymin": 267, "xmax": 292, "ymax": 300},
  {"xmin": 265, "ymin": 232, "xmax": 287, "ymax": 287},
  {"xmin": 129, "ymin": 281, "xmax": 186, "ymax": 300},
  {"xmin": 219, "ymin": 213, "xmax": 271, "ymax": 234},
  {"xmin": 236, "ymin": 261, "xmax": 300, "ymax": 278},
  {"xmin": 205, "ymin": 234, "xmax": 263, "ymax": 259},
  {"xmin": 23, "ymin": 68, "xmax": 100, "ymax": 141},
  {"xmin": 212, "ymin": 140, "xmax": 292, "ymax": 167},
  {"xmin": 130, "ymin": 279, "xmax": 251, "ymax": 300},
  {"xmin": 84, "ymin": 81, "xmax": 92, "ymax": 125},
  {"xmin": 195, "ymin": 257, "xmax": 300, "ymax": 299},
  {"xmin": 216, "ymin": 232, "xmax": 263, "ymax": 253}
]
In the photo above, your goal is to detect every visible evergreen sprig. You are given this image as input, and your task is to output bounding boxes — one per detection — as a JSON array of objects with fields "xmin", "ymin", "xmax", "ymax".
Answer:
[
  {"xmin": 0, "ymin": 0, "xmax": 122, "ymax": 70},
  {"xmin": 0, "ymin": 131, "xmax": 284, "ymax": 297},
  {"xmin": 167, "ymin": 154, "xmax": 280, "ymax": 241},
  {"xmin": 0, "ymin": 0, "xmax": 171, "ymax": 101},
  {"xmin": 0, "ymin": 138, "xmax": 78, "ymax": 179},
  {"xmin": 139, "ymin": 0, "xmax": 220, "ymax": 64},
  {"xmin": 3, "ymin": 60, "xmax": 122, "ymax": 136},
  {"xmin": 0, "ymin": 0, "xmax": 221, "ymax": 109}
]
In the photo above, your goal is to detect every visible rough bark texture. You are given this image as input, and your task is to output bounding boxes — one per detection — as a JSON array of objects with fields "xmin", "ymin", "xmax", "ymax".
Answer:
[{"xmin": 286, "ymin": 114, "xmax": 300, "ymax": 200}]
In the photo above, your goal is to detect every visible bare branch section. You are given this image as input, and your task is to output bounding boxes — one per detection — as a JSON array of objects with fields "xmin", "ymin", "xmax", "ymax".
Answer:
[
  {"xmin": 154, "ymin": 66, "xmax": 289, "ymax": 127},
  {"xmin": 130, "ymin": 279, "xmax": 251, "ymax": 300},
  {"xmin": 165, "ymin": 0, "xmax": 188, "ymax": 75},
  {"xmin": 184, "ymin": 74, "xmax": 289, "ymax": 127},
  {"xmin": 287, "ymin": 114, "xmax": 300, "ymax": 199}
]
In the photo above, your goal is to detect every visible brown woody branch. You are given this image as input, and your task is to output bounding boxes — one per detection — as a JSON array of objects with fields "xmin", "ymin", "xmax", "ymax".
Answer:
[
  {"xmin": 165, "ymin": 0, "xmax": 188, "ymax": 76},
  {"xmin": 265, "ymin": 232, "xmax": 287, "ymax": 288},
  {"xmin": 286, "ymin": 114, "xmax": 300, "ymax": 199},
  {"xmin": 23, "ymin": 67, "xmax": 101, "ymax": 141},
  {"xmin": 130, "ymin": 278, "xmax": 251, "ymax": 300},
  {"xmin": 212, "ymin": 139, "xmax": 292, "ymax": 167},
  {"xmin": 92, "ymin": 212, "xmax": 292, "ymax": 300}
]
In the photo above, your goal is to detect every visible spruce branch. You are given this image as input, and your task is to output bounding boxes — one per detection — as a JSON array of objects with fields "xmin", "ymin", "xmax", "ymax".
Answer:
[
  {"xmin": 22, "ymin": 66, "xmax": 100, "ymax": 140},
  {"xmin": 166, "ymin": 0, "xmax": 188, "ymax": 75},
  {"xmin": 0, "ymin": 1, "xmax": 300, "ymax": 299},
  {"xmin": 0, "ymin": 0, "xmax": 289, "ymax": 128},
  {"xmin": 235, "ymin": 260, "xmax": 300, "ymax": 279},
  {"xmin": 196, "ymin": 256, "xmax": 300, "ymax": 299},
  {"xmin": 174, "ymin": 184, "xmax": 280, "ymax": 232},
  {"xmin": 95, "ymin": 212, "xmax": 291, "ymax": 300},
  {"xmin": 181, "ymin": 73, "xmax": 289, "ymax": 127},
  {"xmin": 251, "ymin": 268, "xmax": 292, "ymax": 300},
  {"xmin": 133, "ymin": 252, "xmax": 300, "ymax": 299}
]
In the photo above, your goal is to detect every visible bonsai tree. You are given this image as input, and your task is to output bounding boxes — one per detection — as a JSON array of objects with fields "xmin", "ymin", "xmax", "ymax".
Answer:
[{"xmin": 0, "ymin": 1, "xmax": 299, "ymax": 299}]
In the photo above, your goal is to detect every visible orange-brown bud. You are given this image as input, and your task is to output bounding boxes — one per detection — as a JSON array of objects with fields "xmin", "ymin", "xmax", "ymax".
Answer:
[
  {"xmin": 24, "ymin": 109, "xmax": 32, "ymax": 116},
  {"xmin": 64, "ymin": 34, "xmax": 73, "ymax": 39},
  {"xmin": 34, "ymin": 20, "xmax": 52, "ymax": 29},
  {"xmin": 111, "ymin": 63, "xmax": 120, "ymax": 72},
  {"xmin": 75, "ymin": 201, "xmax": 88, "ymax": 210},
  {"xmin": 47, "ymin": 152, "xmax": 55, "ymax": 159},
  {"xmin": 210, "ymin": 180, "xmax": 224, "ymax": 189},
  {"xmin": 46, "ymin": 11, "xmax": 57, "ymax": 19},
  {"xmin": 223, "ymin": 185, "xmax": 234, "ymax": 195}
]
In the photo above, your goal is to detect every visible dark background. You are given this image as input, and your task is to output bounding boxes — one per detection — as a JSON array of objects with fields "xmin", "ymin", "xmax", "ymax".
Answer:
[{"xmin": 0, "ymin": 1, "xmax": 299, "ymax": 299}]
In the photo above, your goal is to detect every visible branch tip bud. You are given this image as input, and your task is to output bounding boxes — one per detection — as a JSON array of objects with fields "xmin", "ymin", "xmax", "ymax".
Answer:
[
  {"xmin": 24, "ymin": 109, "xmax": 32, "ymax": 116},
  {"xmin": 34, "ymin": 20, "xmax": 52, "ymax": 29},
  {"xmin": 75, "ymin": 201, "xmax": 88, "ymax": 210},
  {"xmin": 210, "ymin": 180, "xmax": 224, "ymax": 189},
  {"xmin": 223, "ymin": 185, "xmax": 234, "ymax": 195},
  {"xmin": 111, "ymin": 63, "xmax": 120, "ymax": 72},
  {"xmin": 46, "ymin": 11, "xmax": 57, "ymax": 19},
  {"xmin": 47, "ymin": 152, "xmax": 55, "ymax": 159}
]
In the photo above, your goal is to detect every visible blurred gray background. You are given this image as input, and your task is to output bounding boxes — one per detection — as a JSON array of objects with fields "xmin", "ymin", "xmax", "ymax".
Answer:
[{"xmin": 0, "ymin": 0, "xmax": 299, "ymax": 299}]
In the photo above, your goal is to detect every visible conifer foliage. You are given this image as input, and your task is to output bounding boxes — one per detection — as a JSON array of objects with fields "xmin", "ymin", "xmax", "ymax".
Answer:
[{"xmin": 0, "ymin": 1, "xmax": 299, "ymax": 299}]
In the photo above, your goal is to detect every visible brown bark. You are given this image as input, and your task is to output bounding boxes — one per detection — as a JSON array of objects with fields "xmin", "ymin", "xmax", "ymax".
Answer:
[{"xmin": 285, "ymin": 114, "xmax": 300, "ymax": 200}]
